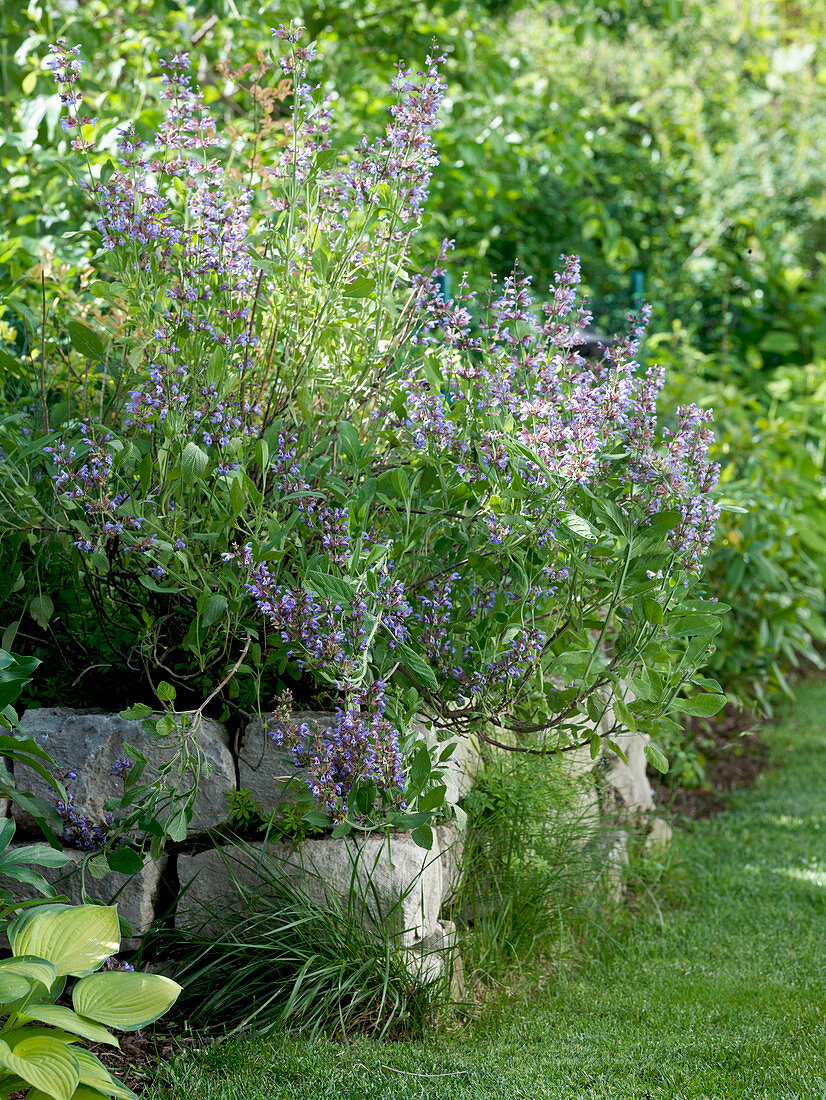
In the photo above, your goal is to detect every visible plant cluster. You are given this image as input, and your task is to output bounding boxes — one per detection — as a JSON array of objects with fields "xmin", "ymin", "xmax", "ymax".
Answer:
[
  {"xmin": 0, "ymin": 29, "xmax": 726, "ymax": 837},
  {"xmin": 0, "ymin": 902, "xmax": 179, "ymax": 1100}
]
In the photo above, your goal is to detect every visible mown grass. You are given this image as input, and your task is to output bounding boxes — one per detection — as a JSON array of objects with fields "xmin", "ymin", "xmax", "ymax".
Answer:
[{"xmin": 153, "ymin": 680, "xmax": 826, "ymax": 1100}]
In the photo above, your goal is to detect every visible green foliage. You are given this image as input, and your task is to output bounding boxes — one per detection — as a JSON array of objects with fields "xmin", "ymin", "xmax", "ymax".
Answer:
[
  {"xmin": 454, "ymin": 752, "xmax": 616, "ymax": 981},
  {"xmin": 661, "ymin": 347, "xmax": 826, "ymax": 716},
  {"xmin": 0, "ymin": 902, "xmax": 180, "ymax": 1100},
  {"xmin": 0, "ymin": 819, "xmax": 69, "ymax": 923},
  {"xmin": 155, "ymin": 679, "xmax": 826, "ymax": 1099},
  {"xmin": 168, "ymin": 839, "xmax": 445, "ymax": 1038},
  {"xmin": 0, "ymin": 648, "xmax": 65, "ymax": 842}
]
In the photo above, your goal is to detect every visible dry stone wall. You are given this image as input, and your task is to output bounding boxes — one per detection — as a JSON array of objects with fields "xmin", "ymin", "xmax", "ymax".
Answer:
[{"xmin": 9, "ymin": 703, "xmax": 669, "ymax": 972}]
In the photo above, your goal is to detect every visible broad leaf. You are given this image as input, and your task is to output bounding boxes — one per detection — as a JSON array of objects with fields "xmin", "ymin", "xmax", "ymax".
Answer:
[
  {"xmin": 67, "ymin": 321, "xmax": 105, "ymax": 360},
  {"xmin": 72, "ymin": 971, "xmax": 181, "ymax": 1031},
  {"xmin": 181, "ymin": 441, "xmax": 209, "ymax": 483},
  {"xmin": 394, "ymin": 640, "xmax": 439, "ymax": 692},
  {"xmin": 672, "ymin": 692, "xmax": 727, "ymax": 718},
  {"xmin": 73, "ymin": 1049, "xmax": 138, "ymax": 1100},
  {"xmin": 8, "ymin": 905, "xmax": 120, "ymax": 977},
  {"xmin": 0, "ymin": 956, "xmax": 56, "ymax": 990},
  {"xmin": 20, "ymin": 1005, "xmax": 118, "ymax": 1047},
  {"xmin": 644, "ymin": 743, "xmax": 669, "ymax": 774},
  {"xmin": 0, "ymin": 1034, "xmax": 79, "ymax": 1100}
]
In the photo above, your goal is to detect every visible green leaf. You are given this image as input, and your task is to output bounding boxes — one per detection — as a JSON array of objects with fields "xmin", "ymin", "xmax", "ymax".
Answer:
[
  {"xmin": 105, "ymin": 848, "xmax": 144, "ymax": 875},
  {"xmin": 644, "ymin": 743, "xmax": 669, "ymax": 774},
  {"xmin": 19, "ymin": 1005, "xmax": 118, "ymax": 1047},
  {"xmin": 229, "ymin": 478, "xmax": 245, "ymax": 514},
  {"xmin": 642, "ymin": 597, "xmax": 663, "ymax": 626},
  {"xmin": 0, "ymin": 972, "xmax": 33, "ymax": 1002},
  {"xmin": 305, "ymin": 571, "xmax": 356, "ymax": 606},
  {"xmin": 29, "ymin": 595, "xmax": 54, "ymax": 630},
  {"xmin": 671, "ymin": 614, "xmax": 723, "ymax": 638},
  {"xmin": 672, "ymin": 692, "xmax": 727, "ymax": 718},
  {"xmin": 119, "ymin": 704, "xmax": 153, "ymax": 722},
  {"xmin": 73, "ymin": 1048, "xmax": 139, "ymax": 1100},
  {"xmin": 67, "ymin": 320, "xmax": 104, "ymax": 361},
  {"xmin": 560, "ymin": 512, "xmax": 599, "ymax": 540},
  {"xmin": 395, "ymin": 640, "xmax": 439, "ymax": 692},
  {"xmin": 0, "ymin": 1034, "xmax": 80, "ymax": 1100},
  {"xmin": 72, "ymin": 971, "xmax": 181, "ymax": 1031},
  {"xmin": 331, "ymin": 820, "xmax": 352, "ymax": 839},
  {"xmin": 181, "ymin": 441, "xmax": 209, "ymax": 483},
  {"xmin": 0, "ymin": 957, "xmax": 56, "ymax": 991},
  {"xmin": 200, "ymin": 594, "xmax": 228, "ymax": 629},
  {"xmin": 342, "ymin": 276, "xmax": 375, "ymax": 297},
  {"xmin": 156, "ymin": 682, "xmax": 176, "ymax": 703},
  {"xmin": 411, "ymin": 824, "xmax": 434, "ymax": 850},
  {"xmin": 417, "ymin": 785, "xmax": 447, "ymax": 812},
  {"xmin": 8, "ymin": 904, "xmax": 120, "ymax": 977}
]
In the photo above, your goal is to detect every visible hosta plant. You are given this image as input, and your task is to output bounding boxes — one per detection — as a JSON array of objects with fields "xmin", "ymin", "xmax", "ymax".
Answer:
[{"xmin": 0, "ymin": 903, "xmax": 180, "ymax": 1100}]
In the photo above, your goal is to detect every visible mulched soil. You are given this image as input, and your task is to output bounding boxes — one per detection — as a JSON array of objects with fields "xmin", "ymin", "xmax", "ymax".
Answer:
[
  {"xmin": 652, "ymin": 706, "xmax": 769, "ymax": 819},
  {"xmin": 91, "ymin": 1033, "xmax": 195, "ymax": 1094}
]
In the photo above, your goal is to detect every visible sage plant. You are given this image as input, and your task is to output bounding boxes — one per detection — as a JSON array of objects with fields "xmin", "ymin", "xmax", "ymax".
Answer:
[{"xmin": 0, "ymin": 30, "xmax": 727, "ymax": 834}]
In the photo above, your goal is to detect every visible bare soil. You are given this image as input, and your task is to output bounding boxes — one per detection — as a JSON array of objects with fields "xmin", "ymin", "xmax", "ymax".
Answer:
[{"xmin": 653, "ymin": 706, "xmax": 769, "ymax": 819}]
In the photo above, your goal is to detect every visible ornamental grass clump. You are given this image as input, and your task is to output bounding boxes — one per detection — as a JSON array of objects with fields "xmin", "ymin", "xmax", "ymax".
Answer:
[{"xmin": 0, "ymin": 27, "xmax": 726, "ymax": 839}]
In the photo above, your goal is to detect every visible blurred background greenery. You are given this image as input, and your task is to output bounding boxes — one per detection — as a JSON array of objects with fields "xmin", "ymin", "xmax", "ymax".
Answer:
[{"xmin": 2, "ymin": 0, "xmax": 826, "ymax": 780}]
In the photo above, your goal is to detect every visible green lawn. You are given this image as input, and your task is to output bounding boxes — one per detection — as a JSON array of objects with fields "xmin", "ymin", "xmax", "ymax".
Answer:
[{"xmin": 154, "ymin": 681, "xmax": 826, "ymax": 1100}]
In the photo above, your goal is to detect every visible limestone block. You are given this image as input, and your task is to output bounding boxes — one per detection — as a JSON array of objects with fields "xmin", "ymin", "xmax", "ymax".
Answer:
[
  {"xmin": 408, "ymin": 919, "xmax": 464, "ymax": 995},
  {"xmin": 646, "ymin": 815, "xmax": 673, "ymax": 852},
  {"xmin": 176, "ymin": 831, "xmax": 444, "ymax": 947},
  {"xmin": 14, "ymin": 708, "xmax": 235, "ymax": 838},
  {"xmin": 434, "ymin": 822, "xmax": 465, "ymax": 901},
  {"xmin": 7, "ymin": 847, "xmax": 166, "ymax": 940},
  {"xmin": 236, "ymin": 711, "xmax": 333, "ymax": 810},
  {"xmin": 602, "ymin": 729, "xmax": 655, "ymax": 814},
  {"xmin": 603, "ymin": 830, "xmax": 629, "ymax": 904}
]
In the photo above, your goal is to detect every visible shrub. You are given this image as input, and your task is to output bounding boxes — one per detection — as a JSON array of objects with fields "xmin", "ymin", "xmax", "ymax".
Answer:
[{"xmin": 0, "ymin": 29, "xmax": 725, "ymax": 837}]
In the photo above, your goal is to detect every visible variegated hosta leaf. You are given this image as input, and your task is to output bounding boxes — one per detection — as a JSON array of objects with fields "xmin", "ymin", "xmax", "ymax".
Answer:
[
  {"xmin": 0, "ymin": 1033, "xmax": 80, "ymax": 1100},
  {"xmin": 0, "ymin": 956, "xmax": 57, "ymax": 990},
  {"xmin": 8, "ymin": 905, "xmax": 120, "ymax": 977},
  {"xmin": 72, "ymin": 971, "xmax": 181, "ymax": 1031},
  {"xmin": 27, "ymin": 1089, "xmax": 115, "ymax": 1100},
  {"xmin": 73, "ymin": 1049, "xmax": 139, "ymax": 1100},
  {"xmin": 18, "ymin": 1005, "xmax": 119, "ymax": 1047},
  {"xmin": 0, "ymin": 973, "xmax": 33, "ymax": 1003}
]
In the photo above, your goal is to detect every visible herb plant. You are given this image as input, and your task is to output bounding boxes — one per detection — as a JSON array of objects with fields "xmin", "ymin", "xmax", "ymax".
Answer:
[{"xmin": 0, "ymin": 28, "xmax": 726, "ymax": 837}]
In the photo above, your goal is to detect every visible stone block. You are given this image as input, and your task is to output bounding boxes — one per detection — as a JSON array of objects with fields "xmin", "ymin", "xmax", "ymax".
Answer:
[
  {"xmin": 435, "ymin": 822, "xmax": 465, "ymax": 901},
  {"xmin": 602, "ymin": 729, "xmax": 655, "ymax": 815},
  {"xmin": 646, "ymin": 815, "xmax": 673, "ymax": 852},
  {"xmin": 176, "ymin": 831, "xmax": 444, "ymax": 947},
  {"xmin": 6, "ymin": 847, "xmax": 166, "ymax": 941},
  {"xmin": 408, "ymin": 919, "xmax": 464, "ymax": 996},
  {"xmin": 13, "ymin": 708, "xmax": 235, "ymax": 838},
  {"xmin": 236, "ymin": 711, "xmax": 333, "ymax": 811}
]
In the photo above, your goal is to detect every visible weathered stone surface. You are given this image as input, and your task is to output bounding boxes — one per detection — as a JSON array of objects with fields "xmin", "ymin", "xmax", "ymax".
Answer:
[
  {"xmin": 408, "ymin": 919, "xmax": 463, "ymax": 992},
  {"xmin": 14, "ymin": 708, "xmax": 235, "ymax": 837},
  {"xmin": 646, "ymin": 815, "xmax": 673, "ymax": 852},
  {"xmin": 176, "ymin": 831, "xmax": 444, "ymax": 946},
  {"xmin": 8, "ymin": 847, "xmax": 166, "ymax": 940},
  {"xmin": 603, "ymin": 829, "xmax": 629, "ymax": 904},
  {"xmin": 236, "ymin": 711, "xmax": 333, "ymax": 810},
  {"xmin": 603, "ymin": 729, "xmax": 656, "ymax": 814},
  {"xmin": 435, "ymin": 822, "xmax": 465, "ymax": 901}
]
